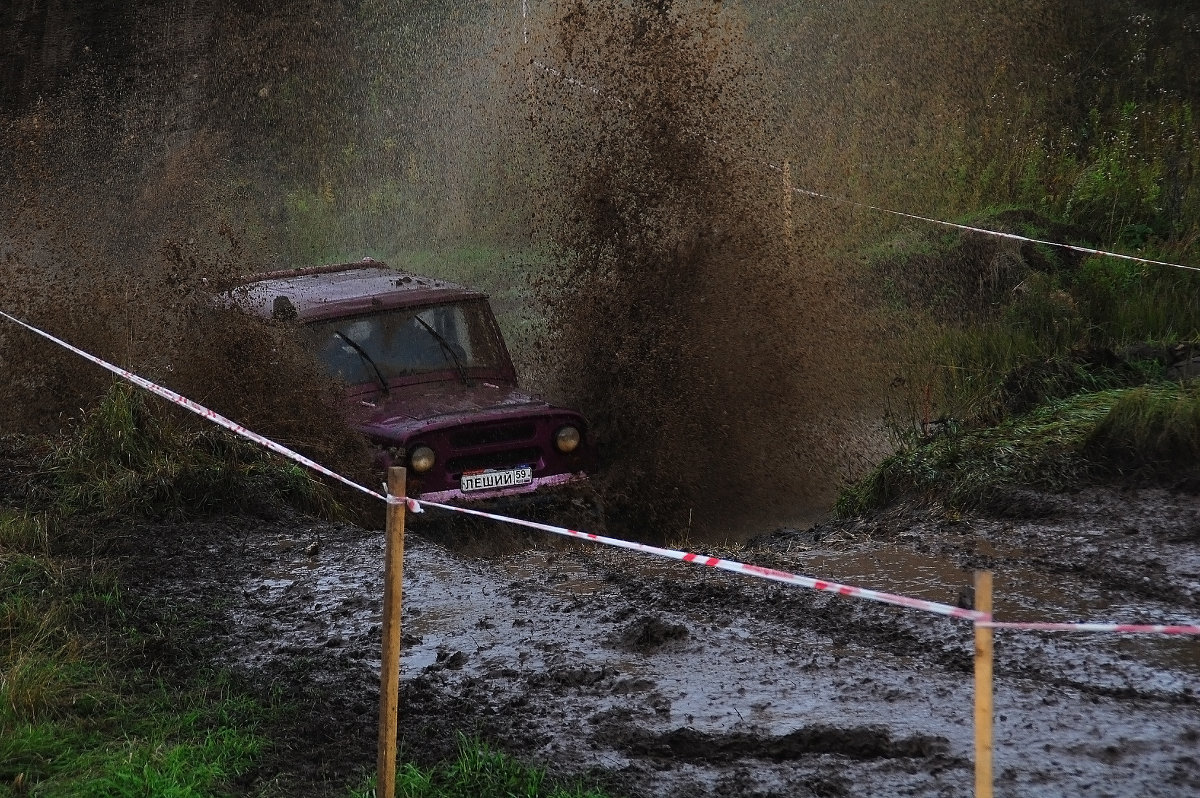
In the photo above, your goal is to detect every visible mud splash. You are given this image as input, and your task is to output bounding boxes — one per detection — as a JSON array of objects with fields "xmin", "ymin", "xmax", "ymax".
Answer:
[
  {"xmin": 518, "ymin": 1, "xmax": 882, "ymax": 540},
  {"xmin": 2, "ymin": 2, "xmax": 888, "ymax": 543}
]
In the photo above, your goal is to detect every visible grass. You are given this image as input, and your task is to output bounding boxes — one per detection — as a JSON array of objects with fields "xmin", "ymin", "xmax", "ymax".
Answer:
[
  {"xmin": 870, "ymin": 203, "xmax": 1198, "ymax": 429},
  {"xmin": 1, "ymin": 509, "xmax": 269, "ymax": 798},
  {"xmin": 350, "ymin": 737, "xmax": 615, "ymax": 798},
  {"xmin": 928, "ymin": 323, "xmax": 1164, "ymax": 424},
  {"xmin": 836, "ymin": 383, "xmax": 1200, "ymax": 516},
  {"xmin": 0, "ymin": 389, "xmax": 289, "ymax": 797},
  {"xmin": 0, "ymin": 671, "xmax": 269, "ymax": 798},
  {"xmin": 2, "ymin": 525, "xmax": 622, "ymax": 798},
  {"xmin": 0, "ymin": 511, "xmax": 49, "ymax": 554},
  {"xmin": 1086, "ymin": 384, "xmax": 1200, "ymax": 472},
  {"xmin": 855, "ymin": 199, "xmax": 1198, "ymax": 522},
  {"xmin": 44, "ymin": 383, "xmax": 340, "ymax": 520}
]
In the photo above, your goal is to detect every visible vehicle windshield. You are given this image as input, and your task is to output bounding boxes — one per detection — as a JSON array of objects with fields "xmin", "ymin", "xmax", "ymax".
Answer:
[{"xmin": 306, "ymin": 300, "xmax": 507, "ymax": 385}]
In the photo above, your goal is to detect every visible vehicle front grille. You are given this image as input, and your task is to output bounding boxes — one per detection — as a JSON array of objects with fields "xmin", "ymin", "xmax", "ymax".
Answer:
[
  {"xmin": 447, "ymin": 447, "xmax": 542, "ymax": 475},
  {"xmin": 449, "ymin": 422, "xmax": 537, "ymax": 449}
]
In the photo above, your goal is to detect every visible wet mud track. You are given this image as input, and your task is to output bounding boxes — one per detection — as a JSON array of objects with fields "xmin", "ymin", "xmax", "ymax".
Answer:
[{"xmin": 121, "ymin": 488, "xmax": 1200, "ymax": 797}]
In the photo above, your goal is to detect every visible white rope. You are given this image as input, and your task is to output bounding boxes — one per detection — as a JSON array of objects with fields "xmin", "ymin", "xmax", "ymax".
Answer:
[
  {"xmin": 526, "ymin": 45, "xmax": 1199, "ymax": 275},
  {"xmin": 765, "ymin": 163, "xmax": 1200, "ymax": 273}
]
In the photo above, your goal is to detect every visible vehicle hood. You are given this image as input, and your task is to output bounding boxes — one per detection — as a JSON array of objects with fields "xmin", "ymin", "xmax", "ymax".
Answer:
[{"xmin": 353, "ymin": 381, "xmax": 558, "ymax": 440}]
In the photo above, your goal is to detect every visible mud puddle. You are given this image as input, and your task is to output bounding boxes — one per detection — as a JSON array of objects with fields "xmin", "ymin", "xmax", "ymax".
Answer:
[
  {"xmin": 119, "ymin": 489, "xmax": 1200, "ymax": 797},
  {"xmin": 778, "ymin": 544, "xmax": 1200, "ymax": 676}
]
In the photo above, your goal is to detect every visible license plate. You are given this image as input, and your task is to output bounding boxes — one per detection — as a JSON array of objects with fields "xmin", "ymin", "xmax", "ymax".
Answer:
[{"xmin": 461, "ymin": 466, "xmax": 533, "ymax": 492}]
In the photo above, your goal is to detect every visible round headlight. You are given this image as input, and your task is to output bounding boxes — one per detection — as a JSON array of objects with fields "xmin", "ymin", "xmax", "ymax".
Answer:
[
  {"xmin": 554, "ymin": 425, "xmax": 581, "ymax": 454},
  {"xmin": 409, "ymin": 445, "xmax": 436, "ymax": 473}
]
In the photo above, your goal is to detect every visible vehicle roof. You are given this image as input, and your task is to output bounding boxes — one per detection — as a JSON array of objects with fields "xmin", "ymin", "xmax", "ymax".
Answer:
[{"xmin": 230, "ymin": 260, "xmax": 487, "ymax": 323}]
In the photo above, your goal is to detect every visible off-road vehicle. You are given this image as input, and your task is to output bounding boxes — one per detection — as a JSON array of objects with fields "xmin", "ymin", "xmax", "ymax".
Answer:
[{"xmin": 231, "ymin": 259, "xmax": 593, "ymax": 501}]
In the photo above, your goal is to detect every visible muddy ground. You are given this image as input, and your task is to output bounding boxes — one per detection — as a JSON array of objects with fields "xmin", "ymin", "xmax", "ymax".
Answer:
[{"xmin": 119, "ymin": 487, "xmax": 1200, "ymax": 798}]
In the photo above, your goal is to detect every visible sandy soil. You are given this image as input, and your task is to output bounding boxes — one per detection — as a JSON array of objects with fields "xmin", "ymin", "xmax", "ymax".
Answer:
[{"xmin": 118, "ymin": 487, "xmax": 1200, "ymax": 797}]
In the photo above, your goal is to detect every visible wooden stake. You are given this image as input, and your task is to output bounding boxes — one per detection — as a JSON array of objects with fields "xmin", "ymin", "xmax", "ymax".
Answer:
[
  {"xmin": 377, "ymin": 467, "xmax": 407, "ymax": 798},
  {"xmin": 974, "ymin": 570, "xmax": 994, "ymax": 798}
]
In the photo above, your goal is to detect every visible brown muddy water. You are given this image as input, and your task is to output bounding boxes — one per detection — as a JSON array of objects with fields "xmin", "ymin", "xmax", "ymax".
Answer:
[{"xmin": 120, "ymin": 486, "xmax": 1199, "ymax": 798}]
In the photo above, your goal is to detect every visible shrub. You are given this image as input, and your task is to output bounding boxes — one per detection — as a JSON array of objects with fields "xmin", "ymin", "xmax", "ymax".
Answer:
[
  {"xmin": 1085, "ymin": 383, "xmax": 1200, "ymax": 476},
  {"xmin": 834, "ymin": 386, "xmax": 1200, "ymax": 516}
]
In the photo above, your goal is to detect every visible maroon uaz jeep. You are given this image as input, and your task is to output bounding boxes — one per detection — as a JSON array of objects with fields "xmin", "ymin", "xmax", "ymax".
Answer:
[{"xmin": 232, "ymin": 260, "xmax": 594, "ymax": 501}]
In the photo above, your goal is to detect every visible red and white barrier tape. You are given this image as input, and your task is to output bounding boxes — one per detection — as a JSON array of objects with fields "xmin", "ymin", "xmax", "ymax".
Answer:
[
  {"xmin": 0, "ymin": 309, "xmax": 388, "ymax": 503},
  {"xmin": 4, "ymin": 308, "xmax": 1198, "ymax": 635},
  {"xmin": 0, "ymin": 308, "xmax": 978, "ymax": 619},
  {"xmin": 981, "ymin": 621, "xmax": 1200, "ymax": 635},
  {"xmin": 767, "ymin": 167, "xmax": 1200, "ymax": 274},
  {"xmin": 398, "ymin": 496, "xmax": 1200, "ymax": 635},
  {"xmin": 409, "ymin": 497, "xmax": 986, "ymax": 621}
]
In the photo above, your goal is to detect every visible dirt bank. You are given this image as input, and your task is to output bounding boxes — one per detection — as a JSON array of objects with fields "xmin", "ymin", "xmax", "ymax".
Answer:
[{"xmin": 119, "ymin": 486, "xmax": 1199, "ymax": 797}]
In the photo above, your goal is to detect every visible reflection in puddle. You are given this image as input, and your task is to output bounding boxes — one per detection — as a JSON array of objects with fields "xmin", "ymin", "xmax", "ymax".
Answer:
[{"xmin": 800, "ymin": 548, "xmax": 970, "ymax": 611}]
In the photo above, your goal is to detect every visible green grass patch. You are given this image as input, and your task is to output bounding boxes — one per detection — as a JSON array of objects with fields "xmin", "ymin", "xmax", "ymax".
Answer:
[
  {"xmin": 2, "ymin": 388, "xmax": 620, "ymax": 798},
  {"xmin": 0, "ymin": 553, "xmax": 125, "ymax": 728},
  {"xmin": 350, "ymin": 736, "xmax": 616, "ymax": 798},
  {"xmin": 929, "ymin": 325, "xmax": 1160, "ymax": 424},
  {"xmin": 44, "ymin": 383, "xmax": 339, "ymax": 520},
  {"xmin": 836, "ymin": 383, "xmax": 1200, "ymax": 516},
  {"xmin": 0, "ymin": 511, "xmax": 49, "ymax": 555},
  {"xmin": 1, "ymin": 391, "xmax": 296, "ymax": 796},
  {"xmin": 0, "ymin": 672, "xmax": 269, "ymax": 798},
  {"xmin": 1086, "ymin": 384, "xmax": 1200, "ymax": 473},
  {"xmin": 0, "ymin": 534, "xmax": 270, "ymax": 798},
  {"xmin": 876, "ymin": 207, "xmax": 1198, "ymax": 429}
]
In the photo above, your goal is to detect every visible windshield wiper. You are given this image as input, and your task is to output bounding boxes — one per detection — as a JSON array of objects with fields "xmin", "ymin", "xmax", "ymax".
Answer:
[
  {"xmin": 335, "ymin": 330, "xmax": 390, "ymax": 396},
  {"xmin": 413, "ymin": 315, "xmax": 470, "ymax": 386}
]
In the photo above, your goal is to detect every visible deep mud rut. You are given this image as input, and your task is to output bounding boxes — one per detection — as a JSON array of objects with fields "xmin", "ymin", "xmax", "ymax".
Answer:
[{"xmin": 120, "ymin": 487, "xmax": 1200, "ymax": 798}]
